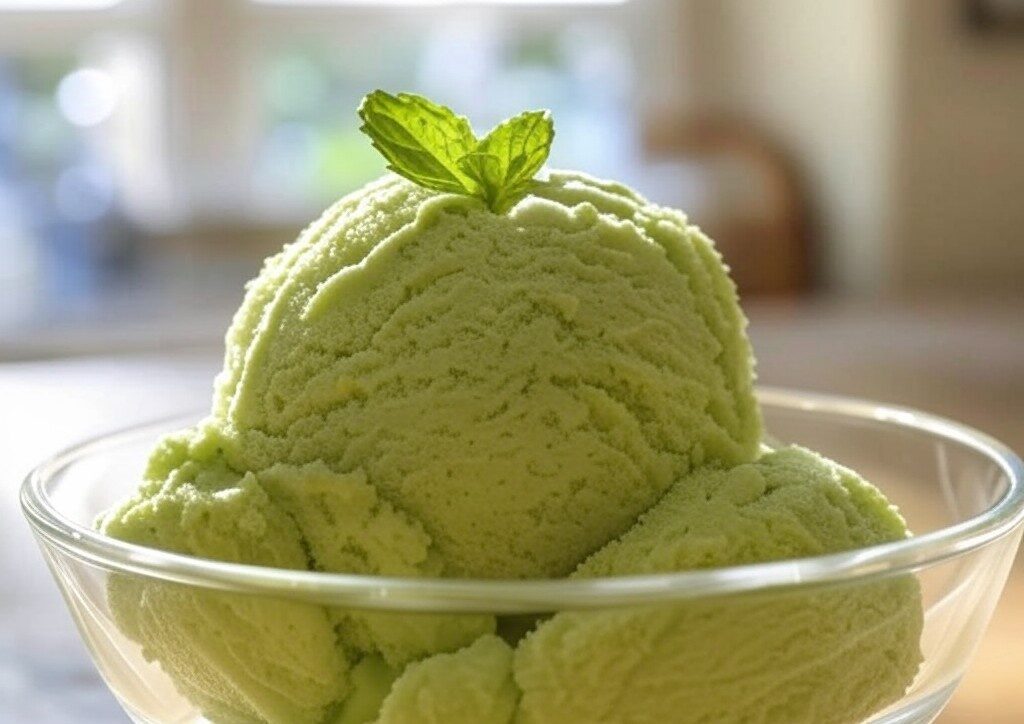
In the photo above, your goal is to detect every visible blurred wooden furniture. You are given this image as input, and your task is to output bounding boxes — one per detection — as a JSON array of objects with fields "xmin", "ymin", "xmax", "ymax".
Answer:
[{"xmin": 645, "ymin": 115, "xmax": 813, "ymax": 297}]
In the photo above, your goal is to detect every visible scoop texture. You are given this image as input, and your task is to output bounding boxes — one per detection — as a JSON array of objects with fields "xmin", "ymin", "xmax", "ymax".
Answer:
[
  {"xmin": 207, "ymin": 170, "xmax": 761, "ymax": 579},
  {"xmin": 513, "ymin": 446, "xmax": 923, "ymax": 724},
  {"xmin": 97, "ymin": 171, "xmax": 920, "ymax": 724}
]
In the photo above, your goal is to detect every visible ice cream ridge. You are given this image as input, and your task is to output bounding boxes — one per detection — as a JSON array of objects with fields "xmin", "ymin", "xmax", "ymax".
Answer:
[{"xmin": 98, "ymin": 91, "xmax": 922, "ymax": 724}]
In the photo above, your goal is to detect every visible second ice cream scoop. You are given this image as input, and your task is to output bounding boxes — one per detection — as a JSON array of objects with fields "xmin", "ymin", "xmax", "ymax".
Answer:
[{"xmin": 514, "ymin": 446, "xmax": 923, "ymax": 724}]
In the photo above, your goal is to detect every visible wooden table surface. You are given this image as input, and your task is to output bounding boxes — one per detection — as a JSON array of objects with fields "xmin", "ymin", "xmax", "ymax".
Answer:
[{"xmin": 2, "ymin": 299, "xmax": 1021, "ymax": 722}]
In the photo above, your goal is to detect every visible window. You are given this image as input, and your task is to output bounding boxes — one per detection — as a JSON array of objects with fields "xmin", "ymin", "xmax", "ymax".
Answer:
[
  {"xmin": 0, "ymin": 0, "xmax": 661, "ymax": 341},
  {"xmin": 253, "ymin": 11, "xmax": 637, "ymax": 215}
]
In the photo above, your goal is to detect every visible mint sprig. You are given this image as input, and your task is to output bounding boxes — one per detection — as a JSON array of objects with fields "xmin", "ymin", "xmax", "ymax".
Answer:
[{"xmin": 358, "ymin": 90, "xmax": 554, "ymax": 213}]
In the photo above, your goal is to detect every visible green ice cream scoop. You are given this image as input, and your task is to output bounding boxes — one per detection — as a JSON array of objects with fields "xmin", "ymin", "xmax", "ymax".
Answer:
[
  {"xmin": 99, "ymin": 445, "xmax": 352, "ymax": 724},
  {"xmin": 101, "ymin": 425, "xmax": 494, "ymax": 724},
  {"xmin": 97, "ymin": 91, "xmax": 760, "ymax": 721},
  {"xmin": 514, "ymin": 446, "xmax": 924, "ymax": 724},
  {"xmin": 96, "ymin": 93, "xmax": 918, "ymax": 724},
  {"xmin": 373, "ymin": 635, "xmax": 518, "ymax": 724},
  {"xmin": 206, "ymin": 166, "xmax": 760, "ymax": 579}
]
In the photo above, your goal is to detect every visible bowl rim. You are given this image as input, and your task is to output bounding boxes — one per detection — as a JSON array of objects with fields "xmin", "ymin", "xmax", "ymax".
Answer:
[{"xmin": 20, "ymin": 386, "xmax": 1024, "ymax": 613}]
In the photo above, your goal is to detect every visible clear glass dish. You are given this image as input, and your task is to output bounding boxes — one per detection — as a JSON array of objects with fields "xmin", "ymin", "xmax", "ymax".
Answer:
[{"xmin": 21, "ymin": 387, "xmax": 1024, "ymax": 724}]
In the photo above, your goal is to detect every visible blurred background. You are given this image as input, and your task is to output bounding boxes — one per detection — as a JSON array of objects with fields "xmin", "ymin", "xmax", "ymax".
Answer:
[
  {"xmin": 1, "ymin": 0, "xmax": 1022, "ymax": 721},
  {"xmin": 2, "ymin": 0, "xmax": 1024, "ymax": 350}
]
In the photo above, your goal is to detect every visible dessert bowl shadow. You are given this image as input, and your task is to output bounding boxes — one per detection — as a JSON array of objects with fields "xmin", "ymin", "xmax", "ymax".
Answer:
[{"xmin": 22, "ymin": 387, "xmax": 1024, "ymax": 724}]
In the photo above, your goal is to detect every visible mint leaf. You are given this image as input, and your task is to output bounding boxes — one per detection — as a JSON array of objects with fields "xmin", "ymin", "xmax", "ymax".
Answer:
[
  {"xmin": 460, "ymin": 110, "xmax": 554, "ymax": 213},
  {"xmin": 358, "ymin": 91, "xmax": 555, "ymax": 214},
  {"xmin": 456, "ymin": 151, "xmax": 505, "ymax": 209},
  {"xmin": 357, "ymin": 91, "xmax": 478, "ymax": 195}
]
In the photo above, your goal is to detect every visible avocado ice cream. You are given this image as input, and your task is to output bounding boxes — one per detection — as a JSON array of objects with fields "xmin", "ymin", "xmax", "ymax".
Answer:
[
  {"xmin": 206, "ymin": 166, "xmax": 760, "ymax": 579},
  {"xmin": 97, "ymin": 92, "xmax": 921, "ymax": 724},
  {"xmin": 514, "ymin": 446, "xmax": 923, "ymax": 724}
]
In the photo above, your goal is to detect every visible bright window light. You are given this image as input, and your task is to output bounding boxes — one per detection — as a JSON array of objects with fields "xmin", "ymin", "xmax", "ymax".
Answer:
[
  {"xmin": 56, "ymin": 68, "xmax": 119, "ymax": 127},
  {"xmin": 0, "ymin": 0, "xmax": 123, "ymax": 9}
]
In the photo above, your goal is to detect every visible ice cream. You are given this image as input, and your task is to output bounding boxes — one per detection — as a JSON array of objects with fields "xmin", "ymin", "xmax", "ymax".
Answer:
[
  {"xmin": 514, "ymin": 446, "xmax": 923, "ymax": 723},
  {"xmin": 97, "ymin": 92, "xmax": 921, "ymax": 724},
  {"xmin": 373, "ymin": 635, "xmax": 517, "ymax": 724},
  {"xmin": 103, "ymin": 458, "xmax": 351, "ymax": 724},
  {"xmin": 99, "ymin": 167, "xmax": 762, "ymax": 722},
  {"xmin": 203, "ymin": 168, "xmax": 761, "ymax": 579}
]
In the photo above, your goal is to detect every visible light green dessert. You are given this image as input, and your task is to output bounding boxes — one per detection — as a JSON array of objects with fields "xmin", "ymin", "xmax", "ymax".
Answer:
[
  {"xmin": 204, "ymin": 170, "xmax": 760, "ymax": 580},
  {"xmin": 102, "ymin": 452, "xmax": 351, "ymax": 724},
  {"xmin": 332, "ymin": 656, "xmax": 399, "ymax": 724},
  {"xmin": 374, "ymin": 635, "xmax": 518, "ymax": 724},
  {"xmin": 514, "ymin": 446, "xmax": 923, "ymax": 723},
  {"xmin": 98, "ymin": 93, "xmax": 920, "ymax": 724}
]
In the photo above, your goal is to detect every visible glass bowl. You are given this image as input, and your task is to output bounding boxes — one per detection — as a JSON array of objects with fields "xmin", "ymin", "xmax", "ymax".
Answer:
[{"xmin": 21, "ymin": 388, "xmax": 1024, "ymax": 724}]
